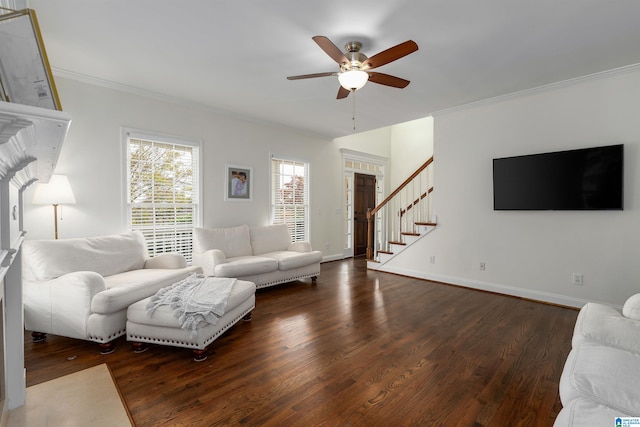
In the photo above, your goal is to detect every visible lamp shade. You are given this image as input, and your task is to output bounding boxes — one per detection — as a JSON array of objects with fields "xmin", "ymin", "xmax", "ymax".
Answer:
[
  {"xmin": 338, "ymin": 70, "xmax": 368, "ymax": 91},
  {"xmin": 32, "ymin": 174, "xmax": 76, "ymax": 205}
]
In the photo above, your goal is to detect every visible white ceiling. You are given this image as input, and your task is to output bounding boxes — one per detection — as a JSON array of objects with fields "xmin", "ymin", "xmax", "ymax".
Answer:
[{"xmin": 27, "ymin": 0, "xmax": 640, "ymax": 138}]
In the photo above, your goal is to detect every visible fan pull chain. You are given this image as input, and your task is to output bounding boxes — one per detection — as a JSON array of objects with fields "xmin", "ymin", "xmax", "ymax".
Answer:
[{"xmin": 352, "ymin": 90, "xmax": 357, "ymax": 131}]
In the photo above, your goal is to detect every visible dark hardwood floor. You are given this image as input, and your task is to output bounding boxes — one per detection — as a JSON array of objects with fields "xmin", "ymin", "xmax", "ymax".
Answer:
[{"xmin": 24, "ymin": 258, "xmax": 578, "ymax": 426}]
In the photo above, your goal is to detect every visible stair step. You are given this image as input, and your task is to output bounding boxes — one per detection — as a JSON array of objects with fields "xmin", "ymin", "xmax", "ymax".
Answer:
[
  {"xmin": 388, "ymin": 241, "xmax": 406, "ymax": 246},
  {"xmin": 377, "ymin": 252, "xmax": 394, "ymax": 264},
  {"xmin": 401, "ymin": 232, "xmax": 420, "ymax": 236},
  {"xmin": 415, "ymin": 222, "xmax": 437, "ymax": 227},
  {"xmin": 401, "ymin": 233, "xmax": 421, "ymax": 245}
]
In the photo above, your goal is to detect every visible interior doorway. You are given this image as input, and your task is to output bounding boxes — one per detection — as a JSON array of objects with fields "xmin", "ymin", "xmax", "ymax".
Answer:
[
  {"xmin": 353, "ymin": 173, "xmax": 376, "ymax": 257},
  {"xmin": 341, "ymin": 149, "xmax": 386, "ymax": 259}
]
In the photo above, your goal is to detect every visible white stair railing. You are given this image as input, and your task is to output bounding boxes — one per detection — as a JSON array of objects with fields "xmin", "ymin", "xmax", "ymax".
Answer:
[{"xmin": 367, "ymin": 157, "xmax": 434, "ymax": 260}]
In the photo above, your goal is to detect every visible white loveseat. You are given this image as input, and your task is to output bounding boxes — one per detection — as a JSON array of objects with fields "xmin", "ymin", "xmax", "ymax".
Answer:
[
  {"xmin": 22, "ymin": 230, "xmax": 201, "ymax": 353},
  {"xmin": 192, "ymin": 224, "xmax": 322, "ymax": 289},
  {"xmin": 555, "ymin": 294, "xmax": 640, "ymax": 425}
]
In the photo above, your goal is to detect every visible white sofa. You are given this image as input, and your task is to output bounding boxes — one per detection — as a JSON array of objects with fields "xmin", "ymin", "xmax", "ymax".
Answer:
[
  {"xmin": 22, "ymin": 230, "xmax": 201, "ymax": 353},
  {"xmin": 192, "ymin": 224, "xmax": 322, "ymax": 288},
  {"xmin": 555, "ymin": 294, "xmax": 640, "ymax": 425}
]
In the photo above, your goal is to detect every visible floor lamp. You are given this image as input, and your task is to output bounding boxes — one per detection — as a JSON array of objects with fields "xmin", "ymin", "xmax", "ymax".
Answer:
[{"xmin": 32, "ymin": 174, "xmax": 76, "ymax": 239}]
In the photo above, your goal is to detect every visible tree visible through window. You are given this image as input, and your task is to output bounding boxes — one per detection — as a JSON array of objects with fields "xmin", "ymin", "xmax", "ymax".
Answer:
[
  {"xmin": 271, "ymin": 157, "xmax": 309, "ymax": 242},
  {"xmin": 126, "ymin": 131, "xmax": 200, "ymax": 262}
]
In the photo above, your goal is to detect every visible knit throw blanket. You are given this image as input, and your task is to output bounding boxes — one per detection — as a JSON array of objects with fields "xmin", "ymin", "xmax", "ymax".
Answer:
[{"xmin": 146, "ymin": 274, "xmax": 236, "ymax": 338}]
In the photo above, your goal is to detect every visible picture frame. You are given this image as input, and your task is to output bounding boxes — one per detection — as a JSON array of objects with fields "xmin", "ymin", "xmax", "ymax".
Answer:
[
  {"xmin": 0, "ymin": 8, "xmax": 62, "ymax": 110},
  {"xmin": 225, "ymin": 164, "xmax": 253, "ymax": 201}
]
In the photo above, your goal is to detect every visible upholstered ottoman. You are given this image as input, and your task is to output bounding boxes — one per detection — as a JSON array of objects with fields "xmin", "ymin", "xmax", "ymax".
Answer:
[{"xmin": 126, "ymin": 278, "xmax": 256, "ymax": 361}]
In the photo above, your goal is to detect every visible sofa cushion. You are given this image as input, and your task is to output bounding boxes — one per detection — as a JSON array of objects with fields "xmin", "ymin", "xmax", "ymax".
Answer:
[
  {"xmin": 250, "ymin": 224, "xmax": 291, "ymax": 255},
  {"xmin": 193, "ymin": 225, "xmax": 252, "ymax": 258},
  {"xmin": 92, "ymin": 266, "xmax": 201, "ymax": 314},
  {"xmin": 214, "ymin": 256, "xmax": 278, "ymax": 277},
  {"xmin": 559, "ymin": 342, "xmax": 640, "ymax": 415},
  {"xmin": 262, "ymin": 250, "xmax": 323, "ymax": 271},
  {"xmin": 23, "ymin": 231, "xmax": 148, "ymax": 280}
]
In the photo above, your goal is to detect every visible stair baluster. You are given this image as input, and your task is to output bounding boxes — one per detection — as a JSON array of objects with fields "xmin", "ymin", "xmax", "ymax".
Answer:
[{"xmin": 366, "ymin": 156, "xmax": 434, "ymax": 262}]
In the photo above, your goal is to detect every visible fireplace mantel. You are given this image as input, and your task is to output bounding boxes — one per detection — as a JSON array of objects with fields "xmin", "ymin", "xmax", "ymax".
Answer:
[{"xmin": 0, "ymin": 101, "xmax": 71, "ymax": 415}]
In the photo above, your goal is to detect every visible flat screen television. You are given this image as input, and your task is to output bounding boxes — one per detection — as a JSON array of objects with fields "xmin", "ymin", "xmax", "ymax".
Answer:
[{"xmin": 493, "ymin": 144, "xmax": 623, "ymax": 210}]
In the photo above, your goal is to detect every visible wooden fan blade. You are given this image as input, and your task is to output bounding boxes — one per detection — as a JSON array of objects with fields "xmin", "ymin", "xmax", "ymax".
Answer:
[
  {"xmin": 337, "ymin": 86, "xmax": 351, "ymax": 99},
  {"xmin": 287, "ymin": 72, "xmax": 336, "ymax": 80},
  {"xmin": 313, "ymin": 36, "xmax": 349, "ymax": 65},
  {"xmin": 362, "ymin": 40, "xmax": 418, "ymax": 70},
  {"xmin": 367, "ymin": 72, "xmax": 410, "ymax": 88}
]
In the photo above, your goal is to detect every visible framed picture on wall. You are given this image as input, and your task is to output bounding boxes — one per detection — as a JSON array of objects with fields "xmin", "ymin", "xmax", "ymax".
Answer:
[
  {"xmin": 0, "ymin": 9, "xmax": 62, "ymax": 110},
  {"xmin": 225, "ymin": 164, "xmax": 253, "ymax": 201}
]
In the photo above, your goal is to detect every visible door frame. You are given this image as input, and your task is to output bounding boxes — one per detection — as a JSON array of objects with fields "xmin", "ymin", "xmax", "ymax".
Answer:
[{"xmin": 340, "ymin": 149, "xmax": 386, "ymax": 258}]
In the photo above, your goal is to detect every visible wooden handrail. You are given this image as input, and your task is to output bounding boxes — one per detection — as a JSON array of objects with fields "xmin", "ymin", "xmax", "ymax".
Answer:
[{"xmin": 368, "ymin": 156, "xmax": 433, "ymax": 218}]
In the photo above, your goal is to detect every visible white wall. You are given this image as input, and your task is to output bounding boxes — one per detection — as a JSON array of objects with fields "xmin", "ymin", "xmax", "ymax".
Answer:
[
  {"xmin": 333, "ymin": 126, "xmax": 391, "ymax": 155},
  {"xmin": 379, "ymin": 67, "xmax": 640, "ymax": 307},
  {"xmin": 390, "ymin": 116, "xmax": 434, "ymax": 188},
  {"xmin": 332, "ymin": 117, "xmax": 434, "ymax": 205},
  {"xmin": 332, "ymin": 125, "xmax": 392, "ymax": 195},
  {"xmin": 23, "ymin": 77, "xmax": 367, "ymax": 259}
]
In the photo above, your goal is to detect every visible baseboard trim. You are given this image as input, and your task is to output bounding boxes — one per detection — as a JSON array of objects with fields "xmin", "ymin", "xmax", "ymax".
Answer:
[
  {"xmin": 322, "ymin": 254, "xmax": 349, "ymax": 263},
  {"xmin": 369, "ymin": 264, "xmax": 609, "ymax": 309}
]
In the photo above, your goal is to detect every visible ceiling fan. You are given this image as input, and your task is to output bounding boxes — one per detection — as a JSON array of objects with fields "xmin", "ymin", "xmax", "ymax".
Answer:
[{"xmin": 287, "ymin": 36, "xmax": 419, "ymax": 99}]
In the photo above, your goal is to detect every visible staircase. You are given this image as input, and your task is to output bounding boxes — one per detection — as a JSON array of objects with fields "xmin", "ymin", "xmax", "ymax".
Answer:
[{"xmin": 366, "ymin": 156, "xmax": 436, "ymax": 268}]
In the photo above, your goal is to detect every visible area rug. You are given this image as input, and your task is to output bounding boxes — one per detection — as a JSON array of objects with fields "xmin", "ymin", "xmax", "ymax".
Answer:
[{"xmin": 7, "ymin": 364, "xmax": 133, "ymax": 426}]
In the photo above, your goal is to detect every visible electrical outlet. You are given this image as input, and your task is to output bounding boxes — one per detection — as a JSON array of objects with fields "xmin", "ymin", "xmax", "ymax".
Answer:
[
  {"xmin": 479, "ymin": 262, "xmax": 486, "ymax": 271},
  {"xmin": 572, "ymin": 273, "xmax": 583, "ymax": 286},
  {"xmin": 429, "ymin": 255, "xmax": 435, "ymax": 264},
  {"xmin": 325, "ymin": 242, "xmax": 330, "ymax": 250}
]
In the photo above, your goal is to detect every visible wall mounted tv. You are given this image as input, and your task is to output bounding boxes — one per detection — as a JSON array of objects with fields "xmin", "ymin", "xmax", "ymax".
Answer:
[{"xmin": 493, "ymin": 144, "xmax": 623, "ymax": 210}]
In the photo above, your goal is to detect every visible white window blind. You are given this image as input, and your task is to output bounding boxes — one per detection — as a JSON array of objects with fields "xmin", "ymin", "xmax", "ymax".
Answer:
[
  {"xmin": 271, "ymin": 157, "xmax": 309, "ymax": 242},
  {"xmin": 127, "ymin": 133, "xmax": 200, "ymax": 262}
]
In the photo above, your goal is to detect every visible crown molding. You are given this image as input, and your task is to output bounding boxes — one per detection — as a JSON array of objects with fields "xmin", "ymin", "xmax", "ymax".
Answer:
[
  {"xmin": 432, "ymin": 62, "xmax": 640, "ymax": 117},
  {"xmin": 51, "ymin": 67, "xmax": 335, "ymax": 140},
  {"xmin": 52, "ymin": 67, "xmax": 201, "ymax": 108}
]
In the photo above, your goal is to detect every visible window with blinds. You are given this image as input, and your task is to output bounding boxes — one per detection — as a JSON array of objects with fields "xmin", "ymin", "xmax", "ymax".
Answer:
[
  {"xmin": 271, "ymin": 157, "xmax": 309, "ymax": 242},
  {"xmin": 126, "ymin": 132, "xmax": 200, "ymax": 262}
]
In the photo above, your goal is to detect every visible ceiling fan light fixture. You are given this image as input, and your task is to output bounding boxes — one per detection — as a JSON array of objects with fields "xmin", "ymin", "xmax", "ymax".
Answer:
[{"xmin": 338, "ymin": 70, "xmax": 368, "ymax": 91}]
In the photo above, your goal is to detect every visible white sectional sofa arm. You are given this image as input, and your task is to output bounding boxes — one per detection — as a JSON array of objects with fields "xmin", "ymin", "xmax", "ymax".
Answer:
[
  {"xmin": 144, "ymin": 252, "xmax": 188, "ymax": 269},
  {"xmin": 555, "ymin": 294, "xmax": 640, "ymax": 425},
  {"xmin": 622, "ymin": 293, "xmax": 640, "ymax": 319},
  {"xmin": 24, "ymin": 271, "xmax": 106, "ymax": 340},
  {"xmin": 192, "ymin": 249, "xmax": 227, "ymax": 277},
  {"xmin": 288, "ymin": 241, "xmax": 313, "ymax": 252},
  {"xmin": 53, "ymin": 271, "xmax": 108, "ymax": 296},
  {"xmin": 572, "ymin": 302, "xmax": 640, "ymax": 353}
]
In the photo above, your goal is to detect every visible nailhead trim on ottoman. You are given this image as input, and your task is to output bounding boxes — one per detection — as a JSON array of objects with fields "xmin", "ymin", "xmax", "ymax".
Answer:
[{"xmin": 126, "ymin": 279, "xmax": 256, "ymax": 361}]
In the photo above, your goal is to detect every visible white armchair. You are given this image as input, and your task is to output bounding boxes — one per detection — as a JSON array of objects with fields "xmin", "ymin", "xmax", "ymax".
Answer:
[{"xmin": 22, "ymin": 231, "xmax": 201, "ymax": 353}]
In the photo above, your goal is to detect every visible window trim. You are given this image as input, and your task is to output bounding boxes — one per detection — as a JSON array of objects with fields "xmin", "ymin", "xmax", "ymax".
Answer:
[
  {"xmin": 270, "ymin": 153, "xmax": 310, "ymax": 242},
  {"xmin": 122, "ymin": 127, "xmax": 203, "ymax": 259}
]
